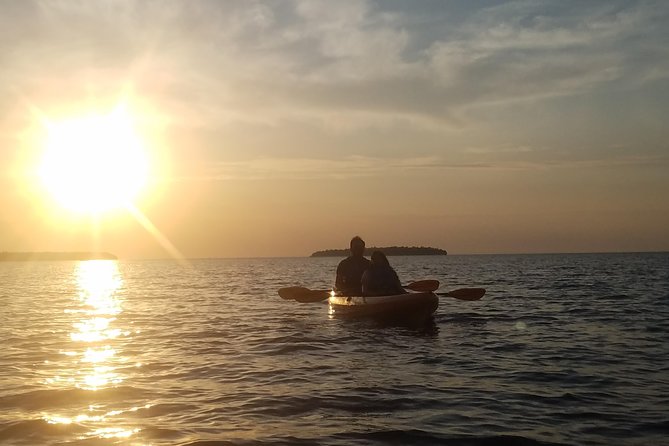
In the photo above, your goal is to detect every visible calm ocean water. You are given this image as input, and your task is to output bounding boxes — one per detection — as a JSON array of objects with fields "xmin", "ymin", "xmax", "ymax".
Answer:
[{"xmin": 1, "ymin": 253, "xmax": 668, "ymax": 446}]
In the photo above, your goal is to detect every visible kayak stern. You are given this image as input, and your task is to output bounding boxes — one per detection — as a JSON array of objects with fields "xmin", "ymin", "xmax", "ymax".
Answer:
[{"xmin": 328, "ymin": 292, "xmax": 438, "ymax": 325}]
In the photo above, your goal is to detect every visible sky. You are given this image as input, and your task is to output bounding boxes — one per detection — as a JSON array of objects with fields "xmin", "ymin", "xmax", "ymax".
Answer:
[{"xmin": 1, "ymin": 0, "xmax": 668, "ymax": 258}]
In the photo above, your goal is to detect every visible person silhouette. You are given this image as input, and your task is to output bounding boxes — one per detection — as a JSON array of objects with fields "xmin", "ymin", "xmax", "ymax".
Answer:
[
  {"xmin": 334, "ymin": 236, "xmax": 371, "ymax": 296},
  {"xmin": 361, "ymin": 251, "xmax": 405, "ymax": 296}
]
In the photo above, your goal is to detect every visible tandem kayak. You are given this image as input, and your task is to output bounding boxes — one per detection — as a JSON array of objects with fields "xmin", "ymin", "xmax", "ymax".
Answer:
[{"xmin": 328, "ymin": 292, "xmax": 438, "ymax": 325}]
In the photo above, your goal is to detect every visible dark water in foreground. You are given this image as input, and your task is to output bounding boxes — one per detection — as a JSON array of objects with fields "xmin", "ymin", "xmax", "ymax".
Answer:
[{"xmin": 1, "ymin": 253, "xmax": 668, "ymax": 446}]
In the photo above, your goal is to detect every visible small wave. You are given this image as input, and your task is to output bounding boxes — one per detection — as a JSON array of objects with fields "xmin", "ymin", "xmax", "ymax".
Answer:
[
  {"xmin": 180, "ymin": 439, "xmax": 313, "ymax": 446},
  {"xmin": 632, "ymin": 419, "xmax": 669, "ymax": 434},
  {"xmin": 439, "ymin": 312, "xmax": 490, "ymax": 324},
  {"xmin": 482, "ymin": 342, "xmax": 527, "ymax": 353},
  {"xmin": 246, "ymin": 342, "xmax": 331, "ymax": 356},
  {"xmin": 0, "ymin": 418, "xmax": 87, "ymax": 442},
  {"xmin": 180, "ymin": 432, "xmax": 570, "ymax": 446},
  {"xmin": 0, "ymin": 385, "xmax": 152, "ymax": 410},
  {"xmin": 332, "ymin": 431, "xmax": 571, "ymax": 446}
]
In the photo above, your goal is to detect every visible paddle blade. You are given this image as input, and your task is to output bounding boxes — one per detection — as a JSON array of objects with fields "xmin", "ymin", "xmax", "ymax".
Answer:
[
  {"xmin": 440, "ymin": 287, "xmax": 486, "ymax": 301},
  {"xmin": 278, "ymin": 286, "xmax": 308, "ymax": 300},
  {"xmin": 293, "ymin": 290, "xmax": 331, "ymax": 303},
  {"xmin": 404, "ymin": 280, "xmax": 440, "ymax": 292}
]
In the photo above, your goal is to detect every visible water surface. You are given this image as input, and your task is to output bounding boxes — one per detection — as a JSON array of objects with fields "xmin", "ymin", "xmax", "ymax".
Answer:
[{"xmin": 1, "ymin": 253, "xmax": 668, "ymax": 445}]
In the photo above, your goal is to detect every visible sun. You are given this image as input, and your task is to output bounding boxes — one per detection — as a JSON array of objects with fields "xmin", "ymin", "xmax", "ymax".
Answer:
[{"xmin": 38, "ymin": 106, "xmax": 149, "ymax": 214}]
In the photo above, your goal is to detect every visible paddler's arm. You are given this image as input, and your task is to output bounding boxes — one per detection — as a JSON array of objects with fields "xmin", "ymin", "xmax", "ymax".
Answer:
[{"xmin": 361, "ymin": 269, "xmax": 371, "ymax": 295}]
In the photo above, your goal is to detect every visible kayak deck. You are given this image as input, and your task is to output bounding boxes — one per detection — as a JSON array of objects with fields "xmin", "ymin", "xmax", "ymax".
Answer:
[{"xmin": 328, "ymin": 292, "xmax": 438, "ymax": 324}]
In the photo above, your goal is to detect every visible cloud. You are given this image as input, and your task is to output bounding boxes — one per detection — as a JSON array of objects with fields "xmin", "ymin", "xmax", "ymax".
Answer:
[
  {"xmin": 425, "ymin": 2, "xmax": 669, "ymax": 108},
  {"xmin": 2, "ymin": 0, "xmax": 669, "ymax": 135},
  {"xmin": 169, "ymin": 145, "xmax": 669, "ymax": 182},
  {"xmin": 185, "ymin": 0, "xmax": 669, "ymax": 129},
  {"xmin": 187, "ymin": 155, "xmax": 449, "ymax": 181}
]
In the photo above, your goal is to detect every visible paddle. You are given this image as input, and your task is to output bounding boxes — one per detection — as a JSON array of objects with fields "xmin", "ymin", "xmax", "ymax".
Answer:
[
  {"xmin": 278, "ymin": 280, "xmax": 440, "ymax": 303},
  {"xmin": 404, "ymin": 279, "xmax": 440, "ymax": 292},
  {"xmin": 437, "ymin": 287, "xmax": 486, "ymax": 301},
  {"xmin": 279, "ymin": 285, "xmax": 485, "ymax": 303}
]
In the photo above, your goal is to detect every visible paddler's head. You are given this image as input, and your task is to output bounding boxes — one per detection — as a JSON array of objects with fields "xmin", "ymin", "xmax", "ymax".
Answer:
[
  {"xmin": 370, "ymin": 250, "xmax": 390, "ymax": 267},
  {"xmin": 350, "ymin": 236, "xmax": 366, "ymax": 257}
]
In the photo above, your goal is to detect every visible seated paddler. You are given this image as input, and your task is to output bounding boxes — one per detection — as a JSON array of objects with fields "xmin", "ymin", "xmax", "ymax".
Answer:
[
  {"xmin": 334, "ymin": 236, "xmax": 371, "ymax": 296},
  {"xmin": 361, "ymin": 251, "xmax": 405, "ymax": 296}
]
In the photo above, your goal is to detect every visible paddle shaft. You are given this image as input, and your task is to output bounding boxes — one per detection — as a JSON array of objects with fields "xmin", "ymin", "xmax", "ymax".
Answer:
[{"xmin": 285, "ymin": 287, "xmax": 486, "ymax": 303}]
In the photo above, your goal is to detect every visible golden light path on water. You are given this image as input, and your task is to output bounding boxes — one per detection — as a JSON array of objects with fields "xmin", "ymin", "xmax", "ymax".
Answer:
[{"xmin": 41, "ymin": 260, "xmax": 147, "ymax": 442}]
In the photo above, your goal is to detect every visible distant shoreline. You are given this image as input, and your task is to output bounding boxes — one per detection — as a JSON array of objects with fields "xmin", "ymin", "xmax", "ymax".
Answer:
[
  {"xmin": 310, "ymin": 246, "xmax": 448, "ymax": 257},
  {"xmin": 0, "ymin": 252, "xmax": 117, "ymax": 261}
]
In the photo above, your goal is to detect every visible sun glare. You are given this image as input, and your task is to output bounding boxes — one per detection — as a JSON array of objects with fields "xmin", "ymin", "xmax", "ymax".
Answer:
[{"xmin": 38, "ymin": 106, "xmax": 149, "ymax": 214}]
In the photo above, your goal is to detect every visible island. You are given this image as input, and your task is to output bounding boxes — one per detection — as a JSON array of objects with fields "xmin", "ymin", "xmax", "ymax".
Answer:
[
  {"xmin": 0, "ymin": 252, "xmax": 117, "ymax": 261},
  {"xmin": 310, "ymin": 246, "xmax": 447, "ymax": 257}
]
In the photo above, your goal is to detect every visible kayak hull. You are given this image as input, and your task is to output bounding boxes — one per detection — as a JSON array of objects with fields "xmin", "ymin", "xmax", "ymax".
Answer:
[{"xmin": 328, "ymin": 292, "xmax": 438, "ymax": 325}]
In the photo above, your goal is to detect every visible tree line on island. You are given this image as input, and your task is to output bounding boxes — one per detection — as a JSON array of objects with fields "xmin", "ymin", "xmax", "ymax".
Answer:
[{"xmin": 310, "ymin": 246, "xmax": 447, "ymax": 257}]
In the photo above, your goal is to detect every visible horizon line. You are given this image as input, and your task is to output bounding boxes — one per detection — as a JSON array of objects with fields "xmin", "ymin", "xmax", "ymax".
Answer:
[{"xmin": 113, "ymin": 250, "xmax": 669, "ymax": 261}]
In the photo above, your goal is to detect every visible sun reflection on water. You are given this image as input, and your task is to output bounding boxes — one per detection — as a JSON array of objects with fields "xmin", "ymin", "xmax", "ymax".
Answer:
[
  {"xmin": 76, "ymin": 260, "xmax": 123, "ymax": 314},
  {"xmin": 42, "ymin": 405, "xmax": 149, "ymax": 440},
  {"xmin": 42, "ymin": 260, "xmax": 143, "ymax": 442},
  {"xmin": 69, "ymin": 260, "xmax": 125, "ymax": 391}
]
